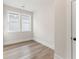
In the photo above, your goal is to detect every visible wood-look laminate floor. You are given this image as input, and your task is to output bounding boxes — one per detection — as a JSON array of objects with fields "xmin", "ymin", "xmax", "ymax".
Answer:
[{"xmin": 4, "ymin": 40, "xmax": 54, "ymax": 59}]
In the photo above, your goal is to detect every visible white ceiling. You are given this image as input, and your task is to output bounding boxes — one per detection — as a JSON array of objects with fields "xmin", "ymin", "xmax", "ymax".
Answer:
[{"xmin": 3, "ymin": 0, "xmax": 54, "ymax": 12}]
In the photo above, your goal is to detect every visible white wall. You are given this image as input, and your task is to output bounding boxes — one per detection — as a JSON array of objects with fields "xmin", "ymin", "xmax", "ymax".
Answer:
[
  {"xmin": 3, "ymin": 5, "xmax": 33, "ymax": 45},
  {"xmin": 4, "ymin": 32, "xmax": 33, "ymax": 45},
  {"xmin": 33, "ymin": 1, "xmax": 55, "ymax": 49},
  {"xmin": 54, "ymin": 0, "xmax": 68, "ymax": 59}
]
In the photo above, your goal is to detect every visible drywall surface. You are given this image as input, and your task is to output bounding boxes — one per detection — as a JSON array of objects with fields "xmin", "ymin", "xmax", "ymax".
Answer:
[
  {"xmin": 33, "ymin": 0, "xmax": 55, "ymax": 49},
  {"xmin": 54, "ymin": 0, "xmax": 68, "ymax": 59},
  {"xmin": 3, "ymin": 5, "xmax": 33, "ymax": 45},
  {"xmin": 4, "ymin": 32, "xmax": 33, "ymax": 45}
]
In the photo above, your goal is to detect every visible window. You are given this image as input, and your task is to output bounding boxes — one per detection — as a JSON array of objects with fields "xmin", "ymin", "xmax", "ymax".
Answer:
[
  {"xmin": 8, "ymin": 11, "xmax": 32, "ymax": 32},
  {"xmin": 22, "ymin": 15, "xmax": 31, "ymax": 32},
  {"xmin": 8, "ymin": 13, "xmax": 20, "ymax": 32}
]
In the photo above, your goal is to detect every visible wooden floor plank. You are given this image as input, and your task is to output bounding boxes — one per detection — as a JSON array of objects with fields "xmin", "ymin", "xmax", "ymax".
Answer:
[{"xmin": 4, "ymin": 40, "xmax": 54, "ymax": 59}]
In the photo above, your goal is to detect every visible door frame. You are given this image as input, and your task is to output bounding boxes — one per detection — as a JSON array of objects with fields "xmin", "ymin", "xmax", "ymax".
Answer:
[
  {"xmin": 71, "ymin": 0, "xmax": 76, "ymax": 59},
  {"xmin": 67, "ymin": 0, "xmax": 76, "ymax": 59}
]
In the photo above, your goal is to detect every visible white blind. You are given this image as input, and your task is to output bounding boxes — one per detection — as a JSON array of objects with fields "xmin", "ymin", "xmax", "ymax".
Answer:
[
  {"xmin": 22, "ymin": 15, "xmax": 31, "ymax": 32},
  {"xmin": 8, "ymin": 13, "xmax": 20, "ymax": 32},
  {"xmin": 8, "ymin": 11, "xmax": 32, "ymax": 32}
]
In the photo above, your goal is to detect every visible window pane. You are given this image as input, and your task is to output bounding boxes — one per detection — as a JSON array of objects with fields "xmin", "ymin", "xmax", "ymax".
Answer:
[
  {"xmin": 8, "ymin": 13, "xmax": 20, "ymax": 32},
  {"xmin": 22, "ymin": 15, "xmax": 31, "ymax": 32}
]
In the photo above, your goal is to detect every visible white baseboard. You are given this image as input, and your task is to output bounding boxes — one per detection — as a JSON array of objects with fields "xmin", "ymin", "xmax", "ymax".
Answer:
[
  {"xmin": 34, "ymin": 39, "xmax": 54, "ymax": 50},
  {"xmin": 4, "ymin": 39, "xmax": 33, "ymax": 45},
  {"xmin": 54, "ymin": 53, "xmax": 63, "ymax": 59}
]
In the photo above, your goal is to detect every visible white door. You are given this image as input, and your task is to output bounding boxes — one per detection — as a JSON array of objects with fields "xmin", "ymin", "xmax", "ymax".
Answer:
[{"xmin": 71, "ymin": 0, "xmax": 76, "ymax": 59}]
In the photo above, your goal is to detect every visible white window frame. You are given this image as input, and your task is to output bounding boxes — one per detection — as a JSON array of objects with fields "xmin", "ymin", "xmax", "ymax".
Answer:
[
  {"xmin": 7, "ymin": 10, "xmax": 32, "ymax": 32},
  {"xmin": 21, "ymin": 14, "xmax": 32, "ymax": 32}
]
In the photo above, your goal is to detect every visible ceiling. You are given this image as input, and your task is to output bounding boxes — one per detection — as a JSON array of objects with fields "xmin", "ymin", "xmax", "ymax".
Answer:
[{"xmin": 3, "ymin": 0, "xmax": 54, "ymax": 12}]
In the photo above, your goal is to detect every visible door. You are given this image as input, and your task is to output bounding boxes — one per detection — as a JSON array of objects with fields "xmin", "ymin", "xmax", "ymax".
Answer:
[{"xmin": 71, "ymin": 0, "xmax": 76, "ymax": 59}]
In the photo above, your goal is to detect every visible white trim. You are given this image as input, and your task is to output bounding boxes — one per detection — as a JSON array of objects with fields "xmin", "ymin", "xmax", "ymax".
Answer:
[
  {"xmin": 34, "ymin": 40, "xmax": 55, "ymax": 50},
  {"xmin": 67, "ymin": 0, "xmax": 72, "ymax": 59},
  {"xmin": 4, "ymin": 39, "xmax": 33, "ymax": 45},
  {"xmin": 54, "ymin": 53, "xmax": 63, "ymax": 59}
]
